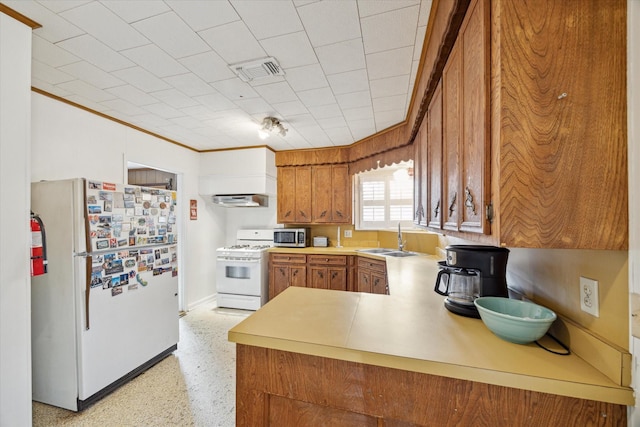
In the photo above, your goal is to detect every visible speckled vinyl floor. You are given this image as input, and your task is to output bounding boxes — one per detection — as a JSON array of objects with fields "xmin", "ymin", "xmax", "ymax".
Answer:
[{"xmin": 32, "ymin": 302, "xmax": 250, "ymax": 427}]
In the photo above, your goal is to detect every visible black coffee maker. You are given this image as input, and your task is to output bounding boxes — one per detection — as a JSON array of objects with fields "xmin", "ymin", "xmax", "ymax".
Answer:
[{"xmin": 434, "ymin": 245, "xmax": 510, "ymax": 318}]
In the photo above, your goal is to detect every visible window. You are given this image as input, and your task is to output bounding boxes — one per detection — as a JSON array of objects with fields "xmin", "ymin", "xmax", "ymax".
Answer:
[{"xmin": 355, "ymin": 162, "xmax": 414, "ymax": 230}]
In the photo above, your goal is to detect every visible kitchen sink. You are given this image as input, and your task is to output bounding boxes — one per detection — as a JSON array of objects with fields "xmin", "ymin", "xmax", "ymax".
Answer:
[
  {"xmin": 382, "ymin": 251, "xmax": 419, "ymax": 257},
  {"xmin": 356, "ymin": 248, "xmax": 396, "ymax": 254},
  {"xmin": 356, "ymin": 248, "xmax": 419, "ymax": 257}
]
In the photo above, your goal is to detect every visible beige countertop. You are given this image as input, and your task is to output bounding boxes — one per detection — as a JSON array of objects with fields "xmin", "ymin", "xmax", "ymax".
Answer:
[{"xmin": 229, "ymin": 251, "xmax": 634, "ymax": 406}]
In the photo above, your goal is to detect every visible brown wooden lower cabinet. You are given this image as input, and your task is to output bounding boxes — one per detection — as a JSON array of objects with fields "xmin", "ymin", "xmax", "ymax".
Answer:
[
  {"xmin": 236, "ymin": 345, "xmax": 626, "ymax": 427},
  {"xmin": 356, "ymin": 256, "xmax": 388, "ymax": 294}
]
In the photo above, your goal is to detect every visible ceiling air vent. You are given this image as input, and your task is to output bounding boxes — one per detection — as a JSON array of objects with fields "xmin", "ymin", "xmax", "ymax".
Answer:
[{"xmin": 229, "ymin": 57, "xmax": 285, "ymax": 82}]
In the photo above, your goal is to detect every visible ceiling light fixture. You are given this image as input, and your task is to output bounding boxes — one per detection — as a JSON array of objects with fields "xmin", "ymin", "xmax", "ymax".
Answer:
[{"xmin": 259, "ymin": 117, "xmax": 287, "ymax": 139}]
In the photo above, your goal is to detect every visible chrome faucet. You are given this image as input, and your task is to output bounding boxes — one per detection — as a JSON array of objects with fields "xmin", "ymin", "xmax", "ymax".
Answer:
[{"xmin": 397, "ymin": 222, "xmax": 404, "ymax": 251}]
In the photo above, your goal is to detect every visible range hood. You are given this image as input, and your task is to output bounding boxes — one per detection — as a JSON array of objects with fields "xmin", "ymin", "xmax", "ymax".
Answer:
[{"xmin": 212, "ymin": 194, "xmax": 268, "ymax": 207}]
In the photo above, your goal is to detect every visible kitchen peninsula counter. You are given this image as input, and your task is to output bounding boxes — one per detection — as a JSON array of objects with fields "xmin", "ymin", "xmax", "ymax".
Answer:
[{"xmin": 229, "ymin": 252, "xmax": 632, "ymax": 425}]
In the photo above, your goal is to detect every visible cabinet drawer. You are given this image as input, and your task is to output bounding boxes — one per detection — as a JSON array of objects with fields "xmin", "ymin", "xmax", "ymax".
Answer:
[
  {"xmin": 308, "ymin": 255, "xmax": 347, "ymax": 266},
  {"xmin": 357, "ymin": 257, "xmax": 386, "ymax": 273},
  {"xmin": 271, "ymin": 253, "xmax": 307, "ymax": 264}
]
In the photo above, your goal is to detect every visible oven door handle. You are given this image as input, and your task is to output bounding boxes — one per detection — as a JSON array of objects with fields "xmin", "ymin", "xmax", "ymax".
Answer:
[{"xmin": 217, "ymin": 257, "xmax": 260, "ymax": 262}]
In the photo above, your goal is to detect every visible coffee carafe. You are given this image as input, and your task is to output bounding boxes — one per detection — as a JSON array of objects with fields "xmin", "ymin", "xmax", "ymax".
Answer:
[{"xmin": 434, "ymin": 245, "xmax": 510, "ymax": 318}]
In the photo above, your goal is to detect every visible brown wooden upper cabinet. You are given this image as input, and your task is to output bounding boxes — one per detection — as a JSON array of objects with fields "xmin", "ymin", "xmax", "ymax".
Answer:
[
  {"xmin": 441, "ymin": 0, "xmax": 488, "ymax": 235},
  {"xmin": 277, "ymin": 166, "xmax": 312, "ymax": 223},
  {"xmin": 278, "ymin": 164, "xmax": 352, "ymax": 225},
  {"xmin": 415, "ymin": 0, "xmax": 627, "ymax": 249}
]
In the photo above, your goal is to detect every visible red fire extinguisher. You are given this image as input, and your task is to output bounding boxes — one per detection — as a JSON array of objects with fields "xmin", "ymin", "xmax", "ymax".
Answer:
[{"xmin": 30, "ymin": 211, "xmax": 48, "ymax": 276}]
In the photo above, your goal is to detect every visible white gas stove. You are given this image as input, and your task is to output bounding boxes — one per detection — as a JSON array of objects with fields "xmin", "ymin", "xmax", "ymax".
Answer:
[{"xmin": 215, "ymin": 229, "xmax": 273, "ymax": 310}]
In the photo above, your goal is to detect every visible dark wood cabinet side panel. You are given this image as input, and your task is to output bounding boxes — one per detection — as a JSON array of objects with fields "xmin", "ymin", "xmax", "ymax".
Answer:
[
  {"xmin": 236, "ymin": 345, "xmax": 627, "ymax": 427},
  {"xmin": 268, "ymin": 394, "xmax": 378, "ymax": 427},
  {"xmin": 496, "ymin": 0, "xmax": 627, "ymax": 249}
]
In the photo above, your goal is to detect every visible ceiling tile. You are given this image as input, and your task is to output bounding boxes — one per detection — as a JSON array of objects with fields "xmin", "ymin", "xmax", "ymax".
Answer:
[
  {"xmin": 38, "ymin": 1, "xmax": 92, "ymax": 13},
  {"xmin": 284, "ymin": 64, "xmax": 328, "ymax": 92},
  {"xmin": 373, "ymin": 94, "xmax": 407, "ymax": 113},
  {"xmin": 233, "ymin": 98, "xmax": 273, "ymax": 115},
  {"xmin": 260, "ymin": 31, "xmax": 317, "ymax": 69},
  {"xmin": 327, "ymin": 69, "xmax": 369, "ymax": 95},
  {"xmin": 102, "ymin": 0, "xmax": 170, "ymax": 23},
  {"xmin": 194, "ymin": 93, "xmax": 238, "ymax": 112},
  {"xmin": 271, "ymin": 100, "xmax": 309, "ymax": 117},
  {"xmin": 362, "ymin": 6, "xmax": 420, "ymax": 54},
  {"xmin": 57, "ymin": 80, "xmax": 116, "ymax": 103},
  {"xmin": 231, "ymin": 0, "xmax": 303, "ymax": 40},
  {"xmin": 164, "ymin": 74, "xmax": 216, "ymax": 97},
  {"xmin": 150, "ymin": 89, "xmax": 200, "ymax": 109},
  {"xmin": 57, "ymin": 34, "xmax": 135, "ymax": 72},
  {"xmin": 357, "ymin": 0, "xmax": 420, "ymax": 17},
  {"xmin": 58, "ymin": 61, "xmax": 124, "ymax": 89},
  {"xmin": 143, "ymin": 102, "xmax": 185, "ymax": 119},
  {"xmin": 366, "ymin": 46, "xmax": 414, "ymax": 80},
  {"xmin": 308, "ymin": 103, "xmax": 343, "ymax": 120},
  {"xmin": 297, "ymin": 1, "xmax": 360, "ymax": 47},
  {"xmin": 199, "ymin": 21, "xmax": 266, "ymax": 65},
  {"xmin": 121, "ymin": 44, "xmax": 189, "ymax": 78},
  {"xmin": 3, "ymin": 1, "xmax": 84, "ymax": 43},
  {"xmin": 324, "ymin": 127, "xmax": 355, "ymax": 145},
  {"xmin": 32, "ymin": 35, "xmax": 79, "ymax": 68},
  {"xmin": 64, "ymin": 94, "xmax": 111, "ymax": 113},
  {"xmin": 133, "ymin": 12, "xmax": 210, "ymax": 59},
  {"xmin": 211, "ymin": 78, "xmax": 260, "ymax": 100},
  {"xmin": 179, "ymin": 51, "xmax": 236, "ymax": 83},
  {"xmin": 282, "ymin": 113, "xmax": 317, "ymax": 128},
  {"xmin": 316, "ymin": 116, "xmax": 348, "ymax": 129},
  {"xmin": 297, "ymin": 87, "xmax": 336, "ymax": 108},
  {"xmin": 336, "ymin": 90, "xmax": 372, "ymax": 110},
  {"xmin": 100, "ymin": 98, "xmax": 148, "ymax": 116},
  {"xmin": 31, "ymin": 60, "xmax": 75, "ymax": 85},
  {"xmin": 32, "ymin": 78, "xmax": 71, "ymax": 98},
  {"xmin": 375, "ymin": 110, "xmax": 405, "ymax": 128},
  {"xmin": 370, "ymin": 75, "xmax": 410, "ymax": 98},
  {"xmin": 106, "ymin": 85, "xmax": 158, "ymax": 106},
  {"xmin": 315, "ymin": 39, "xmax": 366, "ymax": 75},
  {"xmin": 253, "ymin": 82, "xmax": 298, "ymax": 104},
  {"xmin": 112, "ymin": 67, "xmax": 171, "ymax": 93},
  {"xmin": 342, "ymin": 106, "xmax": 374, "ymax": 122},
  {"xmin": 413, "ymin": 24, "xmax": 427, "ymax": 60},
  {"xmin": 418, "ymin": 0, "xmax": 433, "ymax": 26},
  {"xmin": 166, "ymin": 0, "xmax": 239, "ymax": 31},
  {"xmin": 60, "ymin": 2, "xmax": 149, "ymax": 51}
]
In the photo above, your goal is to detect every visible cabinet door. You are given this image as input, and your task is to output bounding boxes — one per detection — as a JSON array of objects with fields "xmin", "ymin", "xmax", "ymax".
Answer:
[
  {"xmin": 356, "ymin": 270, "xmax": 372, "ymax": 293},
  {"xmin": 331, "ymin": 165, "xmax": 351, "ymax": 224},
  {"xmin": 371, "ymin": 271, "xmax": 388, "ymax": 295},
  {"xmin": 269, "ymin": 264, "xmax": 291, "ymax": 299},
  {"xmin": 308, "ymin": 266, "xmax": 329, "ymax": 289},
  {"xmin": 327, "ymin": 267, "xmax": 347, "ymax": 291},
  {"xmin": 442, "ymin": 39, "xmax": 462, "ymax": 232},
  {"xmin": 312, "ymin": 165, "xmax": 332, "ymax": 223},
  {"xmin": 295, "ymin": 167, "xmax": 312, "ymax": 223},
  {"xmin": 277, "ymin": 167, "xmax": 297, "ymax": 223},
  {"xmin": 459, "ymin": 0, "xmax": 489, "ymax": 234},
  {"xmin": 413, "ymin": 126, "xmax": 424, "ymax": 226},
  {"xmin": 290, "ymin": 265, "xmax": 307, "ymax": 288},
  {"xmin": 427, "ymin": 80, "xmax": 443, "ymax": 229}
]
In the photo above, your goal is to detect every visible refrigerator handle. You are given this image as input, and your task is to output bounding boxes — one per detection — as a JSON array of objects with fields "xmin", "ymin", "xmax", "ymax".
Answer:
[{"xmin": 84, "ymin": 255, "xmax": 92, "ymax": 330}]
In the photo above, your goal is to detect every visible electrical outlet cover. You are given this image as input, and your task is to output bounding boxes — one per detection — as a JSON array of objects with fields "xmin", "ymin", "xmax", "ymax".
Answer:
[
  {"xmin": 344, "ymin": 230, "xmax": 352, "ymax": 238},
  {"xmin": 580, "ymin": 276, "xmax": 600, "ymax": 317}
]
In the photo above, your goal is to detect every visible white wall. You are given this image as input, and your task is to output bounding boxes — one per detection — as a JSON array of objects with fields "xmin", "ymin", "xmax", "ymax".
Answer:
[
  {"xmin": 30, "ymin": 93, "xmax": 218, "ymax": 308},
  {"xmin": 0, "ymin": 13, "xmax": 33, "ymax": 427}
]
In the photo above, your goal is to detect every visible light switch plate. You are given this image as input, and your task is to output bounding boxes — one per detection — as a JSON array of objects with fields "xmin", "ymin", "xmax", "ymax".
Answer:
[
  {"xmin": 580, "ymin": 276, "xmax": 599, "ymax": 317},
  {"xmin": 344, "ymin": 229, "xmax": 352, "ymax": 238}
]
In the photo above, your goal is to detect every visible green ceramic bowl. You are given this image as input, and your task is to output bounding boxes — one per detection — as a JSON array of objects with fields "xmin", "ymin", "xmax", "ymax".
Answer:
[{"xmin": 474, "ymin": 297, "xmax": 557, "ymax": 344}]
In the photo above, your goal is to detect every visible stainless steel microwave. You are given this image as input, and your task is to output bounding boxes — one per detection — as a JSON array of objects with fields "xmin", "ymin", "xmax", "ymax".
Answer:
[{"xmin": 273, "ymin": 228, "xmax": 310, "ymax": 247}]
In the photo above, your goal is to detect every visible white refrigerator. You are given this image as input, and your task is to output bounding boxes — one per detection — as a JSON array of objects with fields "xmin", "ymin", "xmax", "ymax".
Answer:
[{"xmin": 31, "ymin": 178, "xmax": 179, "ymax": 411}]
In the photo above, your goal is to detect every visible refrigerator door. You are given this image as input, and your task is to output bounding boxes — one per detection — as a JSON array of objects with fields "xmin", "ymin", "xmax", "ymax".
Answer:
[
  {"xmin": 76, "ymin": 247, "xmax": 179, "ymax": 401},
  {"xmin": 31, "ymin": 178, "xmax": 86, "ymax": 410}
]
